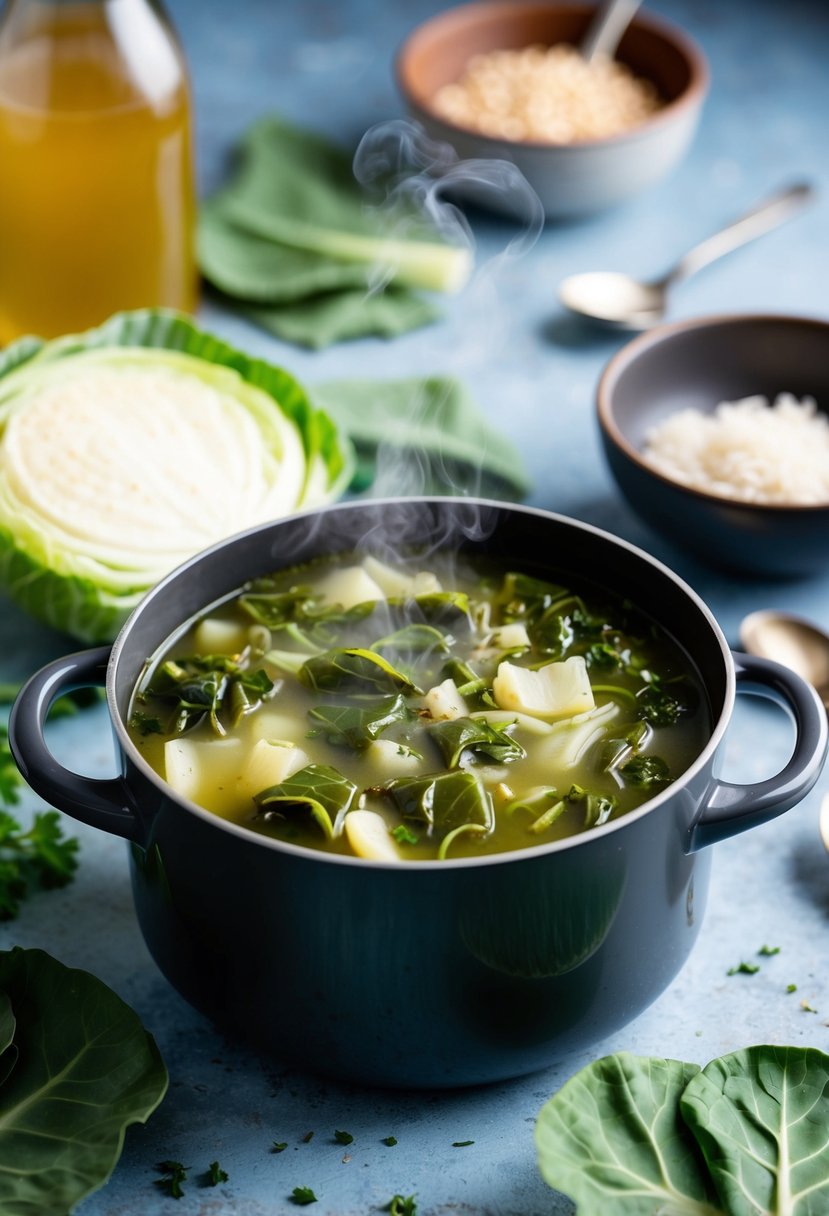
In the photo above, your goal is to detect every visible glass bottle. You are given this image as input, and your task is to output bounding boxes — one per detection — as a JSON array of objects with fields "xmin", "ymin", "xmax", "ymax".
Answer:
[{"xmin": 0, "ymin": 0, "xmax": 197, "ymax": 343}]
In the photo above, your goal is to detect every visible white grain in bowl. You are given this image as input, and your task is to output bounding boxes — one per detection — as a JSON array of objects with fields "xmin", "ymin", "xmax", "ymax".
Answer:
[{"xmin": 641, "ymin": 393, "xmax": 829, "ymax": 505}]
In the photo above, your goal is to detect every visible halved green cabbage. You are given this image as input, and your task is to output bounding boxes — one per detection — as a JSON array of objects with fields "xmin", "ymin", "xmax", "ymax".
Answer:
[{"xmin": 0, "ymin": 310, "xmax": 354, "ymax": 643}]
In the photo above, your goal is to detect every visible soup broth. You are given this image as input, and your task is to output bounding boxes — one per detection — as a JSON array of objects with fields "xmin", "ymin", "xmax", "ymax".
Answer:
[{"xmin": 129, "ymin": 553, "xmax": 710, "ymax": 861}]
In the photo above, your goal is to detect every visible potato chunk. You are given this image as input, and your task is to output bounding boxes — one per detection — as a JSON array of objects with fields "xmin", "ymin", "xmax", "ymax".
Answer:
[
  {"xmin": 361, "ymin": 555, "xmax": 441, "ymax": 598},
  {"xmin": 164, "ymin": 737, "xmax": 243, "ymax": 805},
  {"xmin": 344, "ymin": 810, "xmax": 401, "ymax": 861},
  {"xmin": 421, "ymin": 678, "xmax": 467, "ymax": 721},
  {"xmin": 493, "ymin": 656, "xmax": 594, "ymax": 720},
  {"xmin": 236, "ymin": 738, "xmax": 309, "ymax": 800},
  {"xmin": 365, "ymin": 737, "xmax": 422, "ymax": 776},
  {"xmin": 192, "ymin": 617, "xmax": 249, "ymax": 656},
  {"xmin": 314, "ymin": 565, "xmax": 385, "ymax": 609}
]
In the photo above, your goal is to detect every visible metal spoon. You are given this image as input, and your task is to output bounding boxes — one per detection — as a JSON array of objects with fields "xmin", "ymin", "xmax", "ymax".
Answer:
[
  {"xmin": 739, "ymin": 609, "xmax": 829, "ymax": 711},
  {"xmin": 559, "ymin": 182, "xmax": 815, "ymax": 330},
  {"xmin": 580, "ymin": 0, "xmax": 642, "ymax": 62}
]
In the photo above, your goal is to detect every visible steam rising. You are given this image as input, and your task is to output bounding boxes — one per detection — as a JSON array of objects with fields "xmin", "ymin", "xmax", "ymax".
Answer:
[{"xmin": 343, "ymin": 120, "xmax": 543, "ymax": 549}]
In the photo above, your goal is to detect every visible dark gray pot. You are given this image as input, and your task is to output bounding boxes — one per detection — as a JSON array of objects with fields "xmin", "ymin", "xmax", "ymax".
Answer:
[{"xmin": 9, "ymin": 500, "xmax": 827, "ymax": 1087}]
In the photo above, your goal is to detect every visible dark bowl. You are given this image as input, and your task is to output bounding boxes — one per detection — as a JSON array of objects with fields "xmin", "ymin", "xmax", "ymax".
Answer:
[
  {"xmin": 8, "ymin": 499, "xmax": 826, "ymax": 1087},
  {"xmin": 597, "ymin": 315, "xmax": 829, "ymax": 577},
  {"xmin": 396, "ymin": 1, "xmax": 708, "ymax": 217}
]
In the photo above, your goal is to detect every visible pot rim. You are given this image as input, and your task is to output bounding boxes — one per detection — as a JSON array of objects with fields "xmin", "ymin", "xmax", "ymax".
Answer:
[{"xmin": 109, "ymin": 496, "xmax": 735, "ymax": 870}]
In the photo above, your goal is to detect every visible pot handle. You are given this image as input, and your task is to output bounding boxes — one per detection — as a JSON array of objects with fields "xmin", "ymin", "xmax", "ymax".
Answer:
[
  {"xmin": 689, "ymin": 651, "xmax": 827, "ymax": 851},
  {"xmin": 8, "ymin": 647, "xmax": 145, "ymax": 844}
]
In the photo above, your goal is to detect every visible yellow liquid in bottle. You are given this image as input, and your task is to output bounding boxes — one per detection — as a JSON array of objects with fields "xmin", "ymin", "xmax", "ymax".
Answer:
[{"xmin": 0, "ymin": 0, "xmax": 197, "ymax": 343}]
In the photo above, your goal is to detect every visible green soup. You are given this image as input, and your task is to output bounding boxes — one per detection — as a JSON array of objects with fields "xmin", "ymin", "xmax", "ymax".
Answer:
[{"xmin": 128, "ymin": 552, "xmax": 710, "ymax": 861}]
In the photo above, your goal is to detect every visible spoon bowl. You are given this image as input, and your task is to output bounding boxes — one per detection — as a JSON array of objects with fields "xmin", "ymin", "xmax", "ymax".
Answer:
[
  {"xmin": 562, "ymin": 182, "xmax": 814, "ymax": 328},
  {"xmin": 559, "ymin": 271, "xmax": 665, "ymax": 329},
  {"xmin": 740, "ymin": 611, "xmax": 829, "ymax": 710}
]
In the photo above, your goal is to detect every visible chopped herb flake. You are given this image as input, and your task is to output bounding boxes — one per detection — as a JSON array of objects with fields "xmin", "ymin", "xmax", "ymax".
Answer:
[
  {"xmin": 301, "ymin": 1131, "xmax": 315, "ymax": 1144},
  {"xmin": 787, "ymin": 984, "xmax": 798, "ymax": 994},
  {"xmin": 389, "ymin": 1196, "xmax": 417, "ymax": 1216},
  {"xmin": 392, "ymin": 825, "xmax": 419, "ymax": 846},
  {"xmin": 452, "ymin": 1140, "xmax": 475, "ymax": 1147},
  {"xmin": 272, "ymin": 1141, "xmax": 288, "ymax": 1153},
  {"xmin": 758, "ymin": 944, "xmax": 781, "ymax": 956},
  {"xmin": 382, "ymin": 1136, "xmax": 398, "ymax": 1147},
  {"xmin": 334, "ymin": 1130, "xmax": 354, "ymax": 1145},
  {"xmin": 154, "ymin": 1161, "xmax": 188, "ymax": 1200},
  {"xmin": 206, "ymin": 1161, "xmax": 228, "ymax": 1186},
  {"xmin": 291, "ymin": 1185, "xmax": 318, "ymax": 1205},
  {"xmin": 727, "ymin": 962, "xmax": 760, "ymax": 976},
  {"xmin": 801, "ymin": 999, "xmax": 818, "ymax": 1013}
]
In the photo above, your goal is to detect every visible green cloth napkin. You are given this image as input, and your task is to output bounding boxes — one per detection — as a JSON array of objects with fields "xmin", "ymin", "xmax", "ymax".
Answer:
[
  {"xmin": 311, "ymin": 377, "xmax": 530, "ymax": 500},
  {"xmin": 199, "ymin": 118, "xmax": 455, "ymax": 348}
]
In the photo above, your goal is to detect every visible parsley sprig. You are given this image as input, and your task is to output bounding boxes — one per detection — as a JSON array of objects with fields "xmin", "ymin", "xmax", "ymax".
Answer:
[{"xmin": 0, "ymin": 726, "xmax": 78, "ymax": 919}]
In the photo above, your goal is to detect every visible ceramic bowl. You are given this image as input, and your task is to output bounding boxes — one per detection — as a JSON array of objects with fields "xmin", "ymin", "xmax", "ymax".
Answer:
[
  {"xmin": 395, "ymin": 0, "xmax": 708, "ymax": 218},
  {"xmin": 9, "ymin": 499, "xmax": 826, "ymax": 1087},
  {"xmin": 597, "ymin": 314, "xmax": 829, "ymax": 577}
]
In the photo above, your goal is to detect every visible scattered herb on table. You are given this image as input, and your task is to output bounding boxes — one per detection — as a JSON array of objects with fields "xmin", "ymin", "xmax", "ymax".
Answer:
[
  {"xmin": 801, "ymin": 999, "xmax": 818, "ymax": 1013},
  {"xmin": 0, "ymin": 725, "xmax": 79, "ymax": 919},
  {"xmin": 758, "ymin": 944, "xmax": 781, "ymax": 956},
  {"xmin": 726, "ymin": 961, "xmax": 759, "ymax": 975},
  {"xmin": 334, "ymin": 1130, "xmax": 353, "ymax": 1145},
  {"xmin": 536, "ymin": 1045, "xmax": 829, "ymax": 1215},
  {"xmin": 388, "ymin": 1196, "xmax": 417, "ymax": 1216},
  {"xmin": 452, "ymin": 1140, "xmax": 475, "ymax": 1147},
  {"xmin": 291, "ymin": 1185, "xmax": 318, "ymax": 1205},
  {"xmin": 155, "ymin": 1161, "xmax": 188, "ymax": 1200},
  {"xmin": 382, "ymin": 1136, "xmax": 398, "ymax": 1147},
  {"xmin": 206, "ymin": 1160, "xmax": 228, "ymax": 1186},
  {"xmin": 0, "ymin": 948, "xmax": 167, "ymax": 1215},
  {"xmin": 272, "ymin": 1141, "xmax": 289, "ymax": 1153},
  {"xmin": 302, "ymin": 1130, "xmax": 315, "ymax": 1143},
  {"xmin": 786, "ymin": 983, "xmax": 798, "ymax": 993}
]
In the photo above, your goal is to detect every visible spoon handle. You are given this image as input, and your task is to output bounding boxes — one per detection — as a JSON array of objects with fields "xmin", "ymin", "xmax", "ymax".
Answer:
[
  {"xmin": 580, "ymin": 0, "xmax": 642, "ymax": 62},
  {"xmin": 664, "ymin": 182, "xmax": 816, "ymax": 288}
]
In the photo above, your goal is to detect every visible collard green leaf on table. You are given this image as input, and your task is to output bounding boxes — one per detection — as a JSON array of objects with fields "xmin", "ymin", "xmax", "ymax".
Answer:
[
  {"xmin": 307, "ymin": 695, "xmax": 413, "ymax": 751},
  {"xmin": 535, "ymin": 1053, "xmax": 721, "ymax": 1216},
  {"xmin": 386, "ymin": 770, "xmax": 494, "ymax": 837},
  {"xmin": 680, "ymin": 1045, "xmax": 829, "ymax": 1216},
  {"xmin": 243, "ymin": 286, "xmax": 440, "ymax": 350},
  {"xmin": 199, "ymin": 205, "xmax": 374, "ymax": 303},
  {"xmin": 198, "ymin": 206, "xmax": 442, "ymax": 345},
  {"xmin": 311, "ymin": 377, "xmax": 530, "ymax": 499},
  {"xmin": 0, "ymin": 947, "xmax": 168, "ymax": 1216},
  {"xmin": 201, "ymin": 117, "xmax": 470, "ymax": 294},
  {"xmin": 254, "ymin": 764, "xmax": 357, "ymax": 837},
  {"xmin": 428, "ymin": 717, "xmax": 526, "ymax": 768},
  {"xmin": 299, "ymin": 648, "xmax": 421, "ymax": 696}
]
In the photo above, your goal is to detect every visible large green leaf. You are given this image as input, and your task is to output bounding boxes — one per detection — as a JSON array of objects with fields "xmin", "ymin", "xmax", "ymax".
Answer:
[
  {"xmin": 254, "ymin": 763, "xmax": 357, "ymax": 837},
  {"xmin": 299, "ymin": 648, "xmax": 421, "ymax": 696},
  {"xmin": 203, "ymin": 117, "xmax": 470, "ymax": 294},
  {"xmin": 680, "ymin": 1046, "xmax": 829, "ymax": 1216},
  {"xmin": 535, "ymin": 1052, "xmax": 721, "ymax": 1215},
  {"xmin": 312, "ymin": 377, "xmax": 530, "ymax": 500},
  {"xmin": 428, "ymin": 716, "xmax": 526, "ymax": 768},
  {"xmin": 0, "ymin": 947, "xmax": 168, "ymax": 1216},
  {"xmin": 307, "ymin": 695, "xmax": 413, "ymax": 751}
]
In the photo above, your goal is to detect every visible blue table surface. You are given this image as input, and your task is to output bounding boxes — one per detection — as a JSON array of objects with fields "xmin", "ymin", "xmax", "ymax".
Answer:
[{"xmin": 2, "ymin": 0, "xmax": 829, "ymax": 1212}]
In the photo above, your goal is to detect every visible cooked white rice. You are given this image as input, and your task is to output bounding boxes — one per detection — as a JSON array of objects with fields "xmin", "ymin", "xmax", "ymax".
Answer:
[{"xmin": 641, "ymin": 393, "xmax": 829, "ymax": 505}]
